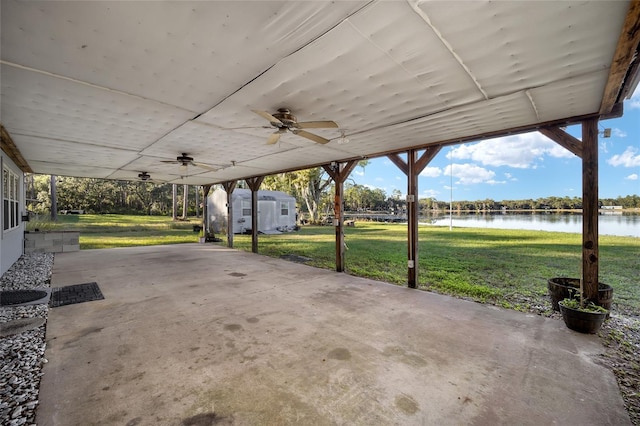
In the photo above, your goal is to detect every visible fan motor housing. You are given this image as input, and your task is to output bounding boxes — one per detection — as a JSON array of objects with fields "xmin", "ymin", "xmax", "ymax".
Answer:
[{"xmin": 273, "ymin": 108, "xmax": 297, "ymax": 127}]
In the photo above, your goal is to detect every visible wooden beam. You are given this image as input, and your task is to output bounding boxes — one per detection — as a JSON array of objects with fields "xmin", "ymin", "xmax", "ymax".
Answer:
[
  {"xmin": 386, "ymin": 153, "xmax": 408, "ymax": 175},
  {"xmin": 415, "ymin": 146, "xmax": 443, "ymax": 173},
  {"xmin": 245, "ymin": 177, "xmax": 264, "ymax": 253},
  {"xmin": 0, "ymin": 125, "xmax": 33, "ymax": 173},
  {"xmin": 582, "ymin": 119, "xmax": 599, "ymax": 302},
  {"xmin": 222, "ymin": 181, "xmax": 237, "ymax": 248},
  {"xmin": 539, "ymin": 127, "xmax": 582, "ymax": 158},
  {"xmin": 600, "ymin": 0, "xmax": 640, "ymax": 114}
]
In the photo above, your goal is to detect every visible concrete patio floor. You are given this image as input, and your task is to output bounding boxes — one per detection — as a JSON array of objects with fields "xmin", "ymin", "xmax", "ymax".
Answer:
[{"xmin": 37, "ymin": 244, "xmax": 630, "ymax": 425}]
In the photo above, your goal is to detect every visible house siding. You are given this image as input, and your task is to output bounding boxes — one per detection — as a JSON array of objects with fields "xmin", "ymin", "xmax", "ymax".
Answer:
[{"xmin": 1, "ymin": 152, "xmax": 25, "ymax": 276}]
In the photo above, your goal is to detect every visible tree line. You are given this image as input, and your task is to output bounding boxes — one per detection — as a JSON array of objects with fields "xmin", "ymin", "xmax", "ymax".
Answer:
[{"xmin": 26, "ymin": 173, "xmax": 639, "ymax": 222}]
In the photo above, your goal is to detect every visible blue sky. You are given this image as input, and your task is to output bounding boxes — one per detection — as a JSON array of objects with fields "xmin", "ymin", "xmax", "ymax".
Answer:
[{"xmin": 351, "ymin": 86, "xmax": 640, "ymax": 202}]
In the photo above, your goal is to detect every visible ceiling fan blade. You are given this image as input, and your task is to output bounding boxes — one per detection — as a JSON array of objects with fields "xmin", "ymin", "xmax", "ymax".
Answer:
[
  {"xmin": 252, "ymin": 110, "xmax": 283, "ymax": 126},
  {"xmin": 160, "ymin": 160, "xmax": 180, "ymax": 164},
  {"xmin": 296, "ymin": 120, "xmax": 339, "ymax": 129},
  {"xmin": 192, "ymin": 162, "xmax": 218, "ymax": 172},
  {"xmin": 291, "ymin": 129, "xmax": 330, "ymax": 144},
  {"xmin": 267, "ymin": 132, "xmax": 281, "ymax": 145}
]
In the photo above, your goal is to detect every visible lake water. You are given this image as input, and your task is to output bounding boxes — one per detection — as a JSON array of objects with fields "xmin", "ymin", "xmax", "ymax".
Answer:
[{"xmin": 425, "ymin": 212, "xmax": 639, "ymax": 237}]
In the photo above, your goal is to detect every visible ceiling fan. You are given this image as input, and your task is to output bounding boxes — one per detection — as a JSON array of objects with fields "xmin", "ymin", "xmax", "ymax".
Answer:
[
  {"xmin": 252, "ymin": 108, "xmax": 338, "ymax": 145},
  {"xmin": 137, "ymin": 171, "xmax": 168, "ymax": 183},
  {"xmin": 138, "ymin": 171, "xmax": 152, "ymax": 181},
  {"xmin": 160, "ymin": 153, "xmax": 218, "ymax": 172}
]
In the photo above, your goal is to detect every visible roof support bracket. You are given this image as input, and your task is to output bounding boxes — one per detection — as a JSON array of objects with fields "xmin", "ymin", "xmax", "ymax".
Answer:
[{"xmin": 538, "ymin": 127, "xmax": 583, "ymax": 158}]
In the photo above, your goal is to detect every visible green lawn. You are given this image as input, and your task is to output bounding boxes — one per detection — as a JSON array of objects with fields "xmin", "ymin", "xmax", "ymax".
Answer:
[
  {"xmin": 28, "ymin": 215, "xmax": 638, "ymax": 315},
  {"xmin": 27, "ymin": 214, "xmax": 203, "ymax": 248},
  {"xmin": 232, "ymin": 223, "xmax": 639, "ymax": 315}
]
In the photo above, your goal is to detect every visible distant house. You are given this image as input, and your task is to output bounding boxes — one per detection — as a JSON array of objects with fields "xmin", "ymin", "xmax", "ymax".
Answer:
[
  {"xmin": 600, "ymin": 206, "xmax": 623, "ymax": 210},
  {"xmin": 207, "ymin": 188, "xmax": 297, "ymax": 234},
  {"xmin": 1, "ymin": 137, "xmax": 26, "ymax": 276}
]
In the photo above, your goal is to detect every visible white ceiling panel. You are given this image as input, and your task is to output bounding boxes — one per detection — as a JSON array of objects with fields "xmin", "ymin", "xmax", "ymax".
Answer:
[
  {"xmin": 0, "ymin": 64, "xmax": 193, "ymax": 150},
  {"xmin": 27, "ymin": 161, "xmax": 115, "ymax": 179},
  {"xmin": 1, "ymin": 1, "xmax": 636, "ymax": 185},
  {"xmin": 339, "ymin": 91, "xmax": 536, "ymax": 156},
  {"xmin": 1, "ymin": 0, "xmax": 368, "ymax": 112},
  {"xmin": 199, "ymin": 9, "xmax": 482, "ymax": 136},
  {"xmin": 529, "ymin": 70, "xmax": 609, "ymax": 122},
  {"xmin": 140, "ymin": 121, "xmax": 294, "ymax": 166},
  {"xmin": 416, "ymin": 0, "xmax": 629, "ymax": 99},
  {"xmin": 242, "ymin": 143, "xmax": 351, "ymax": 172},
  {"xmin": 11, "ymin": 134, "xmax": 140, "ymax": 171}
]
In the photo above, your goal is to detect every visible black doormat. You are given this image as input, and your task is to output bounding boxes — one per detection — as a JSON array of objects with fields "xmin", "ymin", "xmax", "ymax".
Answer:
[
  {"xmin": 49, "ymin": 282, "xmax": 104, "ymax": 308},
  {"xmin": 0, "ymin": 290, "xmax": 49, "ymax": 306}
]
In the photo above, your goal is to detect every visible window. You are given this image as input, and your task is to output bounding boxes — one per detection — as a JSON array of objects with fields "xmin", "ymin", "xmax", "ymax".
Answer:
[
  {"xmin": 242, "ymin": 200, "xmax": 251, "ymax": 216},
  {"xmin": 3, "ymin": 166, "xmax": 20, "ymax": 231},
  {"xmin": 280, "ymin": 201, "xmax": 289, "ymax": 216}
]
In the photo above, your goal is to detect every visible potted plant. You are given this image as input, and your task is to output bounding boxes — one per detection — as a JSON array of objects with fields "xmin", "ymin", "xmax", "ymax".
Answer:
[
  {"xmin": 548, "ymin": 277, "xmax": 612, "ymax": 314},
  {"xmin": 558, "ymin": 287, "xmax": 609, "ymax": 334}
]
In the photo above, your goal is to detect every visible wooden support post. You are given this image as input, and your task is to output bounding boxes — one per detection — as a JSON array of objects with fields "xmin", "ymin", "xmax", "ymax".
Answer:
[
  {"xmin": 222, "ymin": 181, "xmax": 236, "ymax": 247},
  {"xmin": 407, "ymin": 150, "xmax": 418, "ymax": 288},
  {"xmin": 245, "ymin": 177, "xmax": 264, "ymax": 253},
  {"xmin": 335, "ymin": 174, "xmax": 345, "ymax": 272},
  {"xmin": 201, "ymin": 184, "xmax": 212, "ymax": 236},
  {"xmin": 195, "ymin": 187, "xmax": 200, "ymax": 218},
  {"xmin": 387, "ymin": 146, "xmax": 442, "ymax": 288},
  {"xmin": 323, "ymin": 160, "xmax": 358, "ymax": 272},
  {"xmin": 582, "ymin": 118, "xmax": 599, "ymax": 302}
]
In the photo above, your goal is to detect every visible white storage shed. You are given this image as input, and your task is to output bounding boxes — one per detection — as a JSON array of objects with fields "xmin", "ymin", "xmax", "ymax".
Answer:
[{"xmin": 207, "ymin": 188, "xmax": 297, "ymax": 234}]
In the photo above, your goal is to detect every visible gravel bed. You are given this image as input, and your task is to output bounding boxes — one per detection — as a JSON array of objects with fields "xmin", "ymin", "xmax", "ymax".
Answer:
[{"xmin": 1, "ymin": 253, "xmax": 53, "ymax": 426}]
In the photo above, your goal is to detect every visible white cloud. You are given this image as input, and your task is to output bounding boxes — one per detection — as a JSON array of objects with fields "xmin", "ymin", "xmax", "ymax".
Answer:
[
  {"xmin": 607, "ymin": 146, "xmax": 640, "ymax": 167},
  {"xmin": 444, "ymin": 163, "xmax": 498, "ymax": 185},
  {"xmin": 612, "ymin": 128, "xmax": 627, "ymax": 138},
  {"xmin": 504, "ymin": 172, "xmax": 517, "ymax": 181},
  {"xmin": 422, "ymin": 189, "xmax": 440, "ymax": 198},
  {"xmin": 448, "ymin": 132, "xmax": 574, "ymax": 169},
  {"xmin": 354, "ymin": 169, "xmax": 364, "ymax": 177},
  {"xmin": 629, "ymin": 85, "xmax": 640, "ymax": 109},
  {"xmin": 626, "ymin": 173, "xmax": 638, "ymax": 181},
  {"xmin": 420, "ymin": 166, "xmax": 442, "ymax": 178},
  {"xmin": 363, "ymin": 183, "xmax": 383, "ymax": 190}
]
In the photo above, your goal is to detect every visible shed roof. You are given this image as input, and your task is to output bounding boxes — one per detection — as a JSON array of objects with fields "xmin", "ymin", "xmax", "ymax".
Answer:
[{"xmin": 1, "ymin": 1, "xmax": 639, "ymax": 184}]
